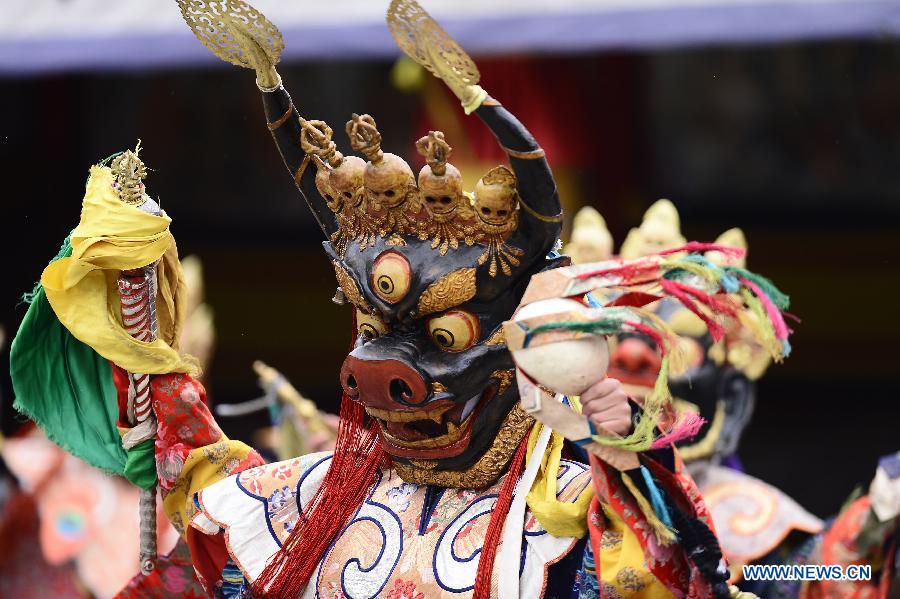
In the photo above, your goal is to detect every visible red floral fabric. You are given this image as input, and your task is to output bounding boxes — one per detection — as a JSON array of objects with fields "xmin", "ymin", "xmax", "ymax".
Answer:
[{"xmin": 149, "ymin": 373, "xmax": 233, "ymax": 493}]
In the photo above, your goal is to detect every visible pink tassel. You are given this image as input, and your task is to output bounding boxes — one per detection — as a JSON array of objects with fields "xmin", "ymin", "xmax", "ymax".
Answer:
[
  {"xmin": 666, "ymin": 279, "xmax": 738, "ymax": 317},
  {"xmin": 740, "ymin": 278, "xmax": 789, "ymax": 341},
  {"xmin": 657, "ymin": 242, "xmax": 747, "ymax": 258},
  {"xmin": 650, "ymin": 411, "xmax": 706, "ymax": 449}
]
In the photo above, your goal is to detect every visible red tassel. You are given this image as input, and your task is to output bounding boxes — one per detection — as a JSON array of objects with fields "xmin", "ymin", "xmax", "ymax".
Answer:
[
  {"xmin": 472, "ymin": 434, "xmax": 530, "ymax": 599},
  {"xmin": 657, "ymin": 241, "xmax": 746, "ymax": 258},
  {"xmin": 659, "ymin": 279, "xmax": 726, "ymax": 341},
  {"xmin": 625, "ymin": 320, "xmax": 671, "ymax": 356},
  {"xmin": 574, "ymin": 258, "xmax": 660, "ymax": 284},
  {"xmin": 253, "ymin": 314, "xmax": 387, "ymax": 597},
  {"xmin": 251, "ymin": 397, "xmax": 385, "ymax": 597}
]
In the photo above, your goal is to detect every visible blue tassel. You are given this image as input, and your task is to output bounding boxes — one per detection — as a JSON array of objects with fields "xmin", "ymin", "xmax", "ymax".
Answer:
[
  {"xmin": 640, "ymin": 465, "xmax": 674, "ymax": 530},
  {"xmin": 585, "ymin": 292, "xmax": 603, "ymax": 308}
]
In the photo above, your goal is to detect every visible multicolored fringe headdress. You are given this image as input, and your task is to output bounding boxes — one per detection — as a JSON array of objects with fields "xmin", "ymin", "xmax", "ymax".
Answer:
[{"xmin": 508, "ymin": 241, "xmax": 792, "ymax": 454}]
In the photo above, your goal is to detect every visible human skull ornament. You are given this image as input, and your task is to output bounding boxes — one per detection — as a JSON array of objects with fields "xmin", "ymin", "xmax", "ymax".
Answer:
[
  {"xmin": 364, "ymin": 153, "xmax": 416, "ymax": 209},
  {"xmin": 316, "ymin": 168, "xmax": 342, "ymax": 213},
  {"xmin": 416, "ymin": 130, "xmax": 463, "ymax": 218},
  {"xmin": 329, "ymin": 155, "xmax": 366, "ymax": 207},
  {"xmin": 474, "ymin": 166, "xmax": 518, "ymax": 227},
  {"xmin": 419, "ymin": 162, "xmax": 463, "ymax": 217}
]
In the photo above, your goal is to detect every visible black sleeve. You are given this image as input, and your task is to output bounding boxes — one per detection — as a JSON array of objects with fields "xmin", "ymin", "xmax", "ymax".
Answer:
[
  {"xmin": 473, "ymin": 100, "xmax": 561, "ymax": 222},
  {"xmin": 261, "ymin": 85, "xmax": 337, "ymax": 237}
]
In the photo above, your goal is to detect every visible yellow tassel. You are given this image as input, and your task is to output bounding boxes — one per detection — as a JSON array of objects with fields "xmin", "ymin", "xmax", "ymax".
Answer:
[
  {"xmin": 622, "ymin": 472, "xmax": 677, "ymax": 546},
  {"xmin": 739, "ymin": 290, "xmax": 783, "ymax": 361},
  {"xmin": 659, "ymin": 258, "xmax": 721, "ymax": 287},
  {"xmin": 595, "ymin": 355, "xmax": 670, "ymax": 452}
]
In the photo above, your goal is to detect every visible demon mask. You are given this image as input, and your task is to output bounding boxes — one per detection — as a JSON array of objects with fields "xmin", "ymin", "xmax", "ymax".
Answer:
[{"xmin": 300, "ymin": 116, "xmax": 562, "ymax": 488}]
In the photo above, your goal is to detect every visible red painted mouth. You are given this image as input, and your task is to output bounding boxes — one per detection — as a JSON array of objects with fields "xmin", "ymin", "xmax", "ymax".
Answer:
[{"xmin": 369, "ymin": 385, "xmax": 497, "ymax": 459}]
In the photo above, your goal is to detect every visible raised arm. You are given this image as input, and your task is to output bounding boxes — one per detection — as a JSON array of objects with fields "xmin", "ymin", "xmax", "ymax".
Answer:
[
  {"xmin": 386, "ymin": 0, "xmax": 563, "ymax": 261},
  {"xmin": 473, "ymin": 100, "xmax": 561, "ymax": 224},
  {"xmin": 473, "ymin": 99, "xmax": 563, "ymax": 255}
]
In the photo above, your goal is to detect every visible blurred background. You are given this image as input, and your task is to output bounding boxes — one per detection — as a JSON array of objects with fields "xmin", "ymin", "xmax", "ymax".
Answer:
[{"xmin": 2, "ymin": 0, "xmax": 899, "ymax": 525}]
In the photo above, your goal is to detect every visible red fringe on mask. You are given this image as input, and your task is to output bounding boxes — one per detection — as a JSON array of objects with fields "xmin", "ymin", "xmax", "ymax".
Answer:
[
  {"xmin": 251, "ymin": 396, "xmax": 385, "ymax": 597},
  {"xmin": 253, "ymin": 312, "xmax": 387, "ymax": 597},
  {"xmin": 472, "ymin": 434, "xmax": 530, "ymax": 599}
]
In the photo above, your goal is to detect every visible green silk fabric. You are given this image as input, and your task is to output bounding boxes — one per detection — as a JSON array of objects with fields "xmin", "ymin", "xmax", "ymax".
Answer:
[{"xmin": 11, "ymin": 242, "xmax": 156, "ymax": 490}]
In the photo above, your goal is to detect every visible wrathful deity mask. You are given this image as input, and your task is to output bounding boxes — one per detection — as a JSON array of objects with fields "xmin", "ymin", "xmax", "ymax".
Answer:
[{"xmin": 261, "ymin": 87, "xmax": 563, "ymax": 486}]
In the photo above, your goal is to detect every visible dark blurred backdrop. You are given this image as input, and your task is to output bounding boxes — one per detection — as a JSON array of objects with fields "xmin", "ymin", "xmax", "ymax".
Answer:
[{"xmin": 2, "ymin": 40, "xmax": 898, "ymax": 517}]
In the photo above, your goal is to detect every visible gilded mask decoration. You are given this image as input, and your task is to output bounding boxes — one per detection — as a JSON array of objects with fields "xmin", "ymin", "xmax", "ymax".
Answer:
[
  {"xmin": 474, "ymin": 166, "xmax": 525, "ymax": 276},
  {"xmin": 110, "ymin": 140, "xmax": 149, "ymax": 206},
  {"xmin": 415, "ymin": 131, "xmax": 477, "ymax": 255},
  {"xmin": 346, "ymin": 114, "xmax": 419, "ymax": 244},
  {"xmin": 300, "ymin": 119, "xmax": 373, "ymax": 256}
]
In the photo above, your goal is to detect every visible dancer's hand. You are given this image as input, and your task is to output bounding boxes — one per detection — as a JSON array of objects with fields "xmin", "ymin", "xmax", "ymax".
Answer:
[{"xmin": 580, "ymin": 378, "xmax": 632, "ymax": 437}]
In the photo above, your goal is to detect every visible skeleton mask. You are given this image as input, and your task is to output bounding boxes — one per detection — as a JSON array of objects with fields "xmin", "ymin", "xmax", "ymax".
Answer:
[
  {"xmin": 564, "ymin": 206, "xmax": 614, "ymax": 264},
  {"xmin": 619, "ymin": 198, "xmax": 686, "ymax": 259}
]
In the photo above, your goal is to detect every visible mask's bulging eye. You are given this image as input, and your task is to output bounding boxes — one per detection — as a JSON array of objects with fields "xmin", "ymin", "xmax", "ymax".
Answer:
[
  {"xmin": 356, "ymin": 309, "xmax": 388, "ymax": 341},
  {"xmin": 427, "ymin": 310, "xmax": 480, "ymax": 352},
  {"xmin": 371, "ymin": 251, "xmax": 411, "ymax": 303}
]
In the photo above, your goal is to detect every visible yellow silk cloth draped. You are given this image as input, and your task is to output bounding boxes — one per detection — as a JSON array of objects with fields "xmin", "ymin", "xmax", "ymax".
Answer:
[
  {"xmin": 41, "ymin": 165, "xmax": 198, "ymax": 376},
  {"xmin": 525, "ymin": 420, "xmax": 594, "ymax": 538}
]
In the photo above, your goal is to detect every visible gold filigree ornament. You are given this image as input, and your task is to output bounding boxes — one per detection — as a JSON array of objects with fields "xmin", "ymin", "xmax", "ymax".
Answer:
[
  {"xmin": 387, "ymin": 0, "xmax": 488, "ymax": 114},
  {"xmin": 110, "ymin": 140, "xmax": 148, "ymax": 205},
  {"xmin": 417, "ymin": 267, "xmax": 477, "ymax": 317},
  {"xmin": 415, "ymin": 131, "xmax": 478, "ymax": 255},
  {"xmin": 473, "ymin": 166, "xmax": 525, "ymax": 277},
  {"xmin": 346, "ymin": 114, "xmax": 419, "ymax": 244},
  {"xmin": 299, "ymin": 118, "xmax": 365, "ymax": 256},
  {"xmin": 177, "ymin": 0, "xmax": 284, "ymax": 89}
]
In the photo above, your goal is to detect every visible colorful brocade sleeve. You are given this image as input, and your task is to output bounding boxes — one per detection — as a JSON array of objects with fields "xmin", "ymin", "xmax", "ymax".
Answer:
[
  {"xmin": 111, "ymin": 367, "xmax": 264, "ymax": 537},
  {"xmin": 586, "ymin": 448, "xmax": 730, "ymax": 598}
]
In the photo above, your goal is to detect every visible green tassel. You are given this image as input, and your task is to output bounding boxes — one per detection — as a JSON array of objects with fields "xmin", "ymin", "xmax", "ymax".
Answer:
[
  {"xmin": 523, "ymin": 318, "xmax": 625, "ymax": 347},
  {"xmin": 725, "ymin": 266, "xmax": 790, "ymax": 310}
]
